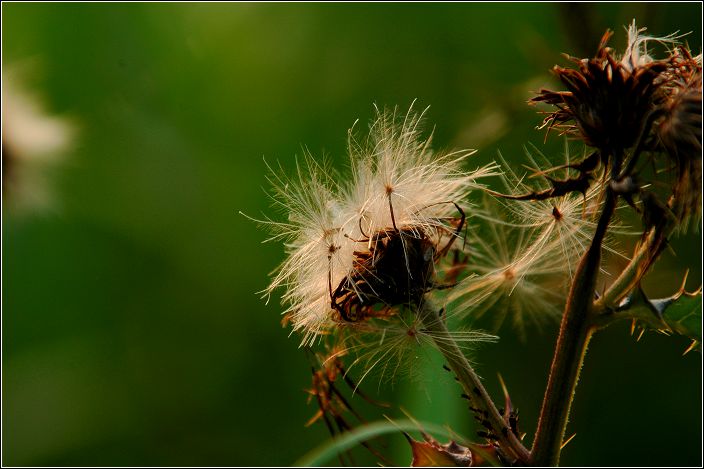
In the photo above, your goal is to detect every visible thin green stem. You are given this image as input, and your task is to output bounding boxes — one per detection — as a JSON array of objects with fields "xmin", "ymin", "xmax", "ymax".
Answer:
[
  {"xmin": 594, "ymin": 228, "xmax": 656, "ymax": 312},
  {"xmin": 594, "ymin": 217, "xmax": 677, "ymax": 317},
  {"xmin": 417, "ymin": 301, "xmax": 532, "ymax": 464},
  {"xmin": 531, "ymin": 184, "xmax": 617, "ymax": 466}
]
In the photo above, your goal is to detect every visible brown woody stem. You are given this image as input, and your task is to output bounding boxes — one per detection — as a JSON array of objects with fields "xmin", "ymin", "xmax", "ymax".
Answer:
[
  {"xmin": 417, "ymin": 301, "xmax": 532, "ymax": 464},
  {"xmin": 531, "ymin": 183, "xmax": 617, "ymax": 466}
]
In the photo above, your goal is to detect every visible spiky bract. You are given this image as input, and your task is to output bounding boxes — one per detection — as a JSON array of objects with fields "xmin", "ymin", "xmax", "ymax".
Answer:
[{"xmin": 531, "ymin": 21, "xmax": 677, "ymax": 155}]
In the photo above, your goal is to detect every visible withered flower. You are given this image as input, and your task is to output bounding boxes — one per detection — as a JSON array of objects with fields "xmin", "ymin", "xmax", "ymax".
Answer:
[
  {"xmin": 658, "ymin": 48, "xmax": 702, "ymax": 158},
  {"xmin": 531, "ymin": 23, "xmax": 673, "ymax": 161},
  {"xmin": 532, "ymin": 22, "xmax": 701, "ymax": 233},
  {"xmin": 657, "ymin": 47, "xmax": 702, "ymax": 229}
]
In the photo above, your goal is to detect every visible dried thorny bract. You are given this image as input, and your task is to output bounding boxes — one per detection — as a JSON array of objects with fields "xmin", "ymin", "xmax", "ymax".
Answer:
[
  {"xmin": 305, "ymin": 346, "xmax": 389, "ymax": 465},
  {"xmin": 405, "ymin": 432, "xmax": 476, "ymax": 467},
  {"xmin": 260, "ymin": 104, "xmax": 496, "ymax": 346}
]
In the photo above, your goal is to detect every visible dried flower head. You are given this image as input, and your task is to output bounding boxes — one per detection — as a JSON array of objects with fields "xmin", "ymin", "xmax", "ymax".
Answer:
[
  {"xmin": 657, "ymin": 47, "xmax": 703, "ymax": 230},
  {"xmin": 259, "ymin": 105, "xmax": 496, "ymax": 346},
  {"xmin": 658, "ymin": 48, "xmax": 703, "ymax": 155},
  {"xmin": 529, "ymin": 21, "xmax": 701, "ymax": 237},
  {"xmin": 531, "ymin": 21, "xmax": 676, "ymax": 155}
]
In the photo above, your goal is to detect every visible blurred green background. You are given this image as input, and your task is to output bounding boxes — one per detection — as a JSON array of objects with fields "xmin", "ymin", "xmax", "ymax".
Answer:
[{"xmin": 3, "ymin": 3, "xmax": 702, "ymax": 466}]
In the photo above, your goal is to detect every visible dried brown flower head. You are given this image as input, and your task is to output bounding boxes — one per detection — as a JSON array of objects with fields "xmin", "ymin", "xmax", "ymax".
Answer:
[
  {"xmin": 531, "ymin": 22, "xmax": 701, "ymax": 233},
  {"xmin": 531, "ymin": 25, "xmax": 672, "ymax": 158},
  {"xmin": 657, "ymin": 47, "xmax": 702, "ymax": 229}
]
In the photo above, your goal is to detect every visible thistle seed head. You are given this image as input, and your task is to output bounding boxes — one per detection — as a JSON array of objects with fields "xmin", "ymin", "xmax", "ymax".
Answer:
[
  {"xmin": 489, "ymin": 144, "xmax": 632, "ymax": 278},
  {"xmin": 448, "ymin": 196, "xmax": 566, "ymax": 339},
  {"xmin": 260, "ymin": 104, "xmax": 495, "ymax": 346}
]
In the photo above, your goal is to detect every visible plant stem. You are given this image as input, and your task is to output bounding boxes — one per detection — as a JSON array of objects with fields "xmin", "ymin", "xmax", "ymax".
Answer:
[
  {"xmin": 417, "ymin": 301, "xmax": 532, "ymax": 464},
  {"xmin": 594, "ymin": 228, "xmax": 656, "ymax": 311},
  {"xmin": 593, "ymin": 216, "xmax": 677, "ymax": 317},
  {"xmin": 531, "ymin": 186, "xmax": 617, "ymax": 466}
]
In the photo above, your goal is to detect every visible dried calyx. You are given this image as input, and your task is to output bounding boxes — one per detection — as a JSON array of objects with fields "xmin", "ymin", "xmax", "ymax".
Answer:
[{"xmin": 525, "ymin": 21, "xmax": 701, "ymax": 236}]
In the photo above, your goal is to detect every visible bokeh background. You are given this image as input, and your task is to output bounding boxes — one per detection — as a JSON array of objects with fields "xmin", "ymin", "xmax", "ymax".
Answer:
[{"xmin": 3, "ymin": 3, "xmax": 702, "ymax": 466}]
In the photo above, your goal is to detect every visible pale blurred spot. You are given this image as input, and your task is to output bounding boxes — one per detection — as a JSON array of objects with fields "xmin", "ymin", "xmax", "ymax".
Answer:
[
  {"xmin": 3, "ymin": 81, "xmax": 73, "ymax": 160},
  {"xmin": 454, "ymin": 108, "xmax": 509, "ymax": 149},
  {"xmin": 453, "ymin": 76, "xmax": 548, "ymax": 149},
  {"xmin": 2, "ymin": 65, "xmax": 77, "ymax": 213},
  {"xmin": 520, "ymin": 75, "xmax": 557, "ymax": 101}
]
